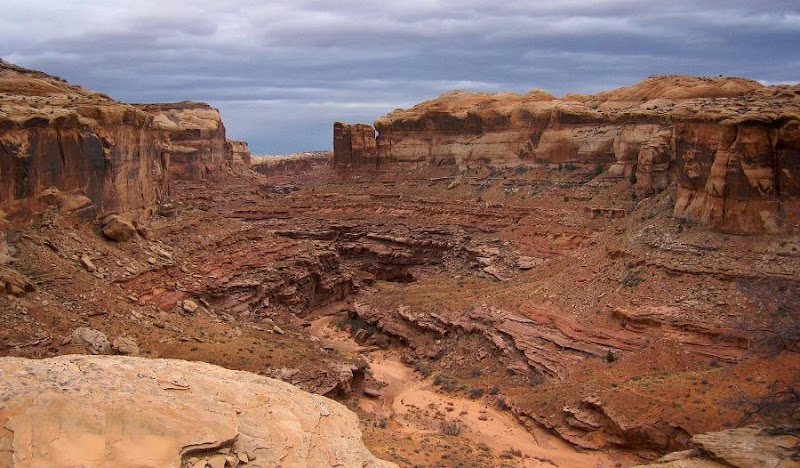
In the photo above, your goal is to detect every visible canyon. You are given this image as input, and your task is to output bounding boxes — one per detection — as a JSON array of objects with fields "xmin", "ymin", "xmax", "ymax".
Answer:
[{"xmin": 0, "ymin": 60, "xmax": 798, "ymax": 468}]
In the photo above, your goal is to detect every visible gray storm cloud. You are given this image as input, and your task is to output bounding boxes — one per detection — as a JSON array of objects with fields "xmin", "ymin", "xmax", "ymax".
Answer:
[{"xmin": 1, "ymin": 0, "xmax": 798, "ymax": 152}]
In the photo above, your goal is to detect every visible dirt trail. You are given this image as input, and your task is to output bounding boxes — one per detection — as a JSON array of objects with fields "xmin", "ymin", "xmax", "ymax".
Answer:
[{"xmin": 309, "ymin": 311, "xmax": 614, "ymax": 468}]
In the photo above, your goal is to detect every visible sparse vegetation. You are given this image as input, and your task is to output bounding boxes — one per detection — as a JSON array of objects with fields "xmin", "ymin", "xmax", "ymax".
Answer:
[
  {"xmin": 500, "ymin": 448, "xmax": 522, "ymax": 458},
  {"xmin": 621, "ymin": 268, "xmax": 645, "ymax": 287},
  {"xmin": 440, "ymin": 420, "xmax": 463, "ymax": 436},
  {"xmin": 413, "ymin": 361, "xmax": 432, "ymax": 377},
  {"xmin": 496, "ymin": 396, "xmax": 509, "ymax": 410},
  {"xmin": 433, "ymin": 373, "xmax": 459, "ymax": 391}
]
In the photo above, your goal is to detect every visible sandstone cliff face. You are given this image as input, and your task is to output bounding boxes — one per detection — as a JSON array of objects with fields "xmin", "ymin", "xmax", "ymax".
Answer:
[
  {"xmin": 334, "ymin": 122, "xmax": 377, "ymax": 171},
  {"xmin": 228, "ymin": 138, "xmax": 251, "ymax": 167},
  {"xmin": 0, "ymin": 60, "xmax": 168, "ymax": 221},
  {"xmin": 335, "ymin": 76, "xmax": 800, "ymax": 233},
  {"xmin": 138, "ymin": 102, "xmax": 232, "ymax": 180},
  {"xmin": 252, "ymin": 151, "xmax": 332, "ymax": 178},
  {"xmin": 0, "ymin": 355, "xmax": 396, "ymax": 468}
]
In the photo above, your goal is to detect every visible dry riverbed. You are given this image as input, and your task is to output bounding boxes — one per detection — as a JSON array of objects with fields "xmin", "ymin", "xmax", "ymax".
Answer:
[{"xmin": 309, "ymin": 308, "xmax": 614, "ymax": 468}]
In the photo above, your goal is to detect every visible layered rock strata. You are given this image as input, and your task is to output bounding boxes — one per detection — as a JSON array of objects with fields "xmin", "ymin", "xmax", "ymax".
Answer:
[
  {"xmin": 335, "ymin": 76, "xmax": 800, "ymax": 233},
  {"xmin": 333, "ymin": 122, "xmax": 377, "ymax": 171},
  {"xmin": 228, "ymin": 139, "xmax": 251, "ymax": 167},
  {"xmin": 0, "ymin": 355, "xmax": 395, "ymax": 467},
  {"xmin": 138, "ymin": 102, "xmax": 233, "ymax": 180},
  {"xmin": 252, "ymin": 151, "xmax": 332, "ymax": 177},
  {"xmin": 0, "ymin": 60, "xmax": 169, "ymax": 221}
]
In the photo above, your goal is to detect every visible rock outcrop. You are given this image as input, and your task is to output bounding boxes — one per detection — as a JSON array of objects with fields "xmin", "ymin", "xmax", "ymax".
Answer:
[
  {"xmin": 334, "ymin": 76, "xmax": 800, "ymax": 233},
  {"xmin": 228, "ymin": 139, "xmax": 251, "ymax": 167},
  {"xmin": 0, "ymin": 60, "xmax": 169, "ymax": 221},
  {"xmin": 0, "ymin": 355, "xmax": 396, "ymax": 468},
  {"xmin": 638, "ymin": 425, "xmax": 800, "ymax": 468},
  {"xmin": 138, "ymin": 101, "xmax": 232, "ymax": 180},
  {"xmin": 333, "ymin": 122, "xmax": 377, "ymax": 172}
]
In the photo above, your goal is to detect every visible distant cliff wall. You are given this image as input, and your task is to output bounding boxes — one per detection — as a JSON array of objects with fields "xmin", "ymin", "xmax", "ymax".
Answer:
[
  {"xmin": 228, "ymin": 139, "xmax": 251, "ymax": 167},
  {"xmin": 333, "ymin": 122, "xmax": 377, "ymax": 172},
  {"xmin": 334, "ymin": 76, "xmax": 800, "ymax": 233},
  {"xmin": 137, "ymin": 102, "xmax": 233, "ymax": 181}
]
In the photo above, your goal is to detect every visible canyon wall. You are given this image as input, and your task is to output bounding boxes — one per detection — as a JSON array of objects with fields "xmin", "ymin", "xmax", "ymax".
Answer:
[
  {"xmin": 137, "ymin": 102, "xmax": 233, "ymax": 180},
  {"xmin": 333, "ymin": 122, "xmax": 377, "ymax": 171},
  {"xmin": 228, "ymin": 138, "xmax": 251, "ymax": 167},
  {"xmin": 0, "ymin": 61, "xmax": 252, "ymax": 222},
  {"xmin": 252, "ymin": 151, "xmax": 332, "ymax": 177},
  {"xmin": 0, "ymin": 60, "xmax": 169, "ymax": 221},
  {"xmin": 335, "ymin": 76, "xmax": 800, "ymax": 233}
]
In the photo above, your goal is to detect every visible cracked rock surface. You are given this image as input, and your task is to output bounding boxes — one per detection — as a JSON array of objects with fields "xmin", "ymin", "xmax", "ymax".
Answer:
[{"xmin": 0, "ymin": 355, "xmax": 396, "ymax": 468}]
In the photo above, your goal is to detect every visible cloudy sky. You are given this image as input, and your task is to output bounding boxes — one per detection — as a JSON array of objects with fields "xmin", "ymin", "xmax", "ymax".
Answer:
[{"xmin": 2, "ymin": 1, "xmax": 799, "ymax": 153}]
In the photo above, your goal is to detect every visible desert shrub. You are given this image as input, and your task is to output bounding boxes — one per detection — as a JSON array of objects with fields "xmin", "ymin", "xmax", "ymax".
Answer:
[
  {"xmin": 413, "ymin": 361, "xmax": 432, "ymax": 377},
  {"xmin": 433, "ymin": 374, "xmax": 459, "ymax": 391},
  {"xmin": 621, "ymin": 268, "xmax": 644, "ymax": 287},
  {"xmin": 440, "ymin": 420, "xmax": 463, "ymax": 436},
  {"xmin": 496, "ymin": 396, "xmax": 509, "ymax": 410},
  {"xmin": 468, "ymin": 388, "xmax": 485, "ymax": 399},
  {"xmin": 500, "ymin": 448, "xmax": 522, "ymax": 458},
  {"xmin": 527, "ymin": 373, "xmax": 544, "ymax": 386}
]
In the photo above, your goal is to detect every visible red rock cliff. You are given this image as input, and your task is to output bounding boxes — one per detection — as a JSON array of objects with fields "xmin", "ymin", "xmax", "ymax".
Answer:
[
  {"xmin": 334, "ymin": 76, "xmax": 800, "ymax": 233},
  {"xmin": 0, "ymin": 60, "xmax": 168, "ymax": 221},
  {"xmin": 137, "ymin": 102, "xmax": 233, "ymax": 180},
  {"xmin": 333, "ymin": 122, "xmax": 377, "ymax": 171},
  {"xmin": 228, "ymin": 139, "xmax": 251, "ymax": 167}
]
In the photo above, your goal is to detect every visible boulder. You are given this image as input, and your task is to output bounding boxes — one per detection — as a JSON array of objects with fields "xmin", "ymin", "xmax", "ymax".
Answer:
[
  {"xmin": 182, "ymin": 299, "xmax": 199, "ymax": 313},
  {"xmin": 70, "ymin": 327, "xmax": 110, "ymax": 354},
  {"xmin": 112, "ymin": 336, "xmax": 139, "ymax": 356},
  {"xmin": 102, "ymin": 215, "xmax": 137, "ymax": 241},
  {"xmin": 0, "ymin": 266, "xmax": 34, "ymax": 297},
  {"xmin": 80, "ymin": 255, "xmax": 97, "ymax": 272}
]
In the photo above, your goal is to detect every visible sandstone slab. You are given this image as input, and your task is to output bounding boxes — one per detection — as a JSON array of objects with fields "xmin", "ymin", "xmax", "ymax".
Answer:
[{"xmin": 0, "ymin": 355, "xmax": 396, "ymax": 468}]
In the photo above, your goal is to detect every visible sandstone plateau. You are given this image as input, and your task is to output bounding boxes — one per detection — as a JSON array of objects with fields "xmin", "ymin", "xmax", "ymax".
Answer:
[{"xmin": 0, "ymin": 62, "xmax": 798, "ymax": 467}]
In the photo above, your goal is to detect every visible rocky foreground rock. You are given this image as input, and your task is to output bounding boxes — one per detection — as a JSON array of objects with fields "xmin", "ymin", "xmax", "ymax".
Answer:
[
  {"xmin": 638, "ymin": 425, "xmax": 800, "ymax": 468},
  {"xmin": 0, "ymin": 355, "xmax": 396, "ymax": 468}
]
